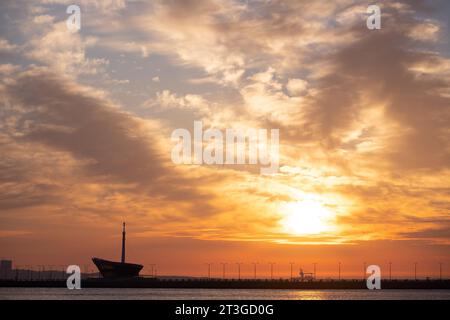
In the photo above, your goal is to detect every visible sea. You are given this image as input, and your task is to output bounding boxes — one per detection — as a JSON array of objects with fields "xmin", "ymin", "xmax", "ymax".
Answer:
[{"xmin": 1, "ymin": 288, "xmax": 449, "ymax": 300}]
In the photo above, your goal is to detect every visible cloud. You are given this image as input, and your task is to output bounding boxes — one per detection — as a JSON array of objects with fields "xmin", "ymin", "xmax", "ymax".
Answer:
[
  {"xmin": 25, "ymin": 21, "xmax": 108, "ymax": 76},
  {"xmin": 97, "ymin": 0, "xmax": 358, "ymax": 85},
  {"xmin": 0, "ymin": 38, "xmax": 18, "ymax": 52},
  {"xmin": 145, "ymin": 90, "xmax": 212, "ymax": 117},
  {"xmin": 0, "ymin": 68, "xmax": 217, "ymax": 218},
  {"xmin": 0, "ymin": 0, "xmax": 449, "ymax": 248},
  {"xmin": 33, "ymin": 14, "xmax": 54, "ymax": 24},
  {"xmin": 38, "ymin": 0, "xmax": 126, "ymax": 12},
  {"xmin": 400, "ymin": 226, "xmax": 450, "ymax": 242},
  {"xmin": 0, "ymin": 230, "xmax": 32, "ymax": 238},
  {"xmin": 240, "ymin": 67, "xmax": 305, "ymax": 123},
  {"xmin": 407, "ymin": 19, "xmax": 441, "ymax": 42},
  {"xmin": 0, "ymin": 64, "xmax": 21, "ymax": 75},
  {"xmin": 286, "ymin": 78, "xmax": 308, "ymax": 96}
]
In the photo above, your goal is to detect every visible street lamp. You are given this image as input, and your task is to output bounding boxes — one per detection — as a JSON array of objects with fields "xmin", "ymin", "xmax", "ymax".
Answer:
[
  {"xmin": 338, "ymin": 262, "xmax": 341, "ymax": 280},
  {"xmin": 289, "ymin": 262, "xmax": 295, "ymax": 281},
  {"xmin": 205, "ymin": 263, "xmax": 213, "ymax": 279},
  {"xmin": 268, "ymin": 262, "xmax": 275, "ymax": 280},
  {"xmin": 313, "ymin": 263, "xmax": 317, "ymax": 280},
  {"xmin": 220, "ymin": 263, "xmax": 227, "ymax": 279},
  {"xmin": 414, "ymin": 262, "xmax": 418, "ymax": 280},
  {"xmin": 236, "ymin": 263, "xmax": 243, "ymax": 280},
  {"xmin": 251, "ymin": 262, "xmax": 258, "ymax": 280}
]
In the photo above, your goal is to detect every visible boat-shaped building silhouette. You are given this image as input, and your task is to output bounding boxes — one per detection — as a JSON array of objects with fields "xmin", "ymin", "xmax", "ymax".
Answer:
[{"xmin": 92, "ymin": 222, "xmax": 143, "ymax": 278}]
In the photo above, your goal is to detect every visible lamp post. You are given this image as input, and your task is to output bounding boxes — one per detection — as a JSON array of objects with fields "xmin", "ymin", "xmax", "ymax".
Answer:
[
  {"xmin": 289, "ymin": 262, "xmax": 295, "ymax": 281},
  {"xmin": 205, "ymin": 263, "xmax": 213, "ymax": 279},
  {"xmin": 149, "ymin": 264, "xmax": 156, "ymax": 277},
  {"xmin": 48, "ymin": 265, "xmax": 54, "ymax": 280},
  {"xmin": 338, "ymin": 262, "xmax": 341, "ymax": 280},
  {"xmin": 313, "ymin": 263, "xmax": 317, "ymax": 280},
  {"xmin": 363, "ymin": 262, "xmax": 366, "ymax": 280},
  {"xmin": 269, "ymin": 262, "xmax": 275, "ymax": 280},
  {"xmin": 236, "ymin": 263, "xmax": 243, "ymax": 280},
  {"xmin": 251, "ymin": 262, "xmax": 258, "ymax": 280},
  {"xmin": 414, "ymin": 262, "xmax": 418, "ymax": 280},
  {"xmin": 389, "ymin": 262, "xmax": 392, "ymax": 281},
  {"xmin": 221, "ymin": 263, "xmax": 227, "ymax": 280}
]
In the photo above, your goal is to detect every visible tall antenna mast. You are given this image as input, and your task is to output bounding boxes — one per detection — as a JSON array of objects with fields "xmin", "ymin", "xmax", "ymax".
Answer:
[{"xmin": 121, "ymin": 222, "xmax": 126, "ymax": 263}]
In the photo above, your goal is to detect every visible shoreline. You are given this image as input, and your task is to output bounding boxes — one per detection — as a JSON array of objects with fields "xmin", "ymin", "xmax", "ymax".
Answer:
[{"xmin": 1, "ymin": 279, "xmax": 450, "ymax": 290}]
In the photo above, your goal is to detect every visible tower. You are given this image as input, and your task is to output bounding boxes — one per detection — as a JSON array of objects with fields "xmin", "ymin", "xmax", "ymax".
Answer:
[{"xmin": 121, "ymin": 222, "xmax": 126, "ymax": 263}]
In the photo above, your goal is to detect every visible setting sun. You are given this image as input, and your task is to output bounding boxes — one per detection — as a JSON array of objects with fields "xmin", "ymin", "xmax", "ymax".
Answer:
[
  {"xmin": 0, "ymin": 0, "xmax": 449, "ymax": 287},
  {"xmin": 280, "ymin": 200, "xmax": 336, "ymax": 236}
]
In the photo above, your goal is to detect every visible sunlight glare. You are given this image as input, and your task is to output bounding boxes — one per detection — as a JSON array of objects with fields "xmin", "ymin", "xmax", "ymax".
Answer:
[{"xmin": 280, "ymin": 199, "xmax": 335, "ymax": 236}]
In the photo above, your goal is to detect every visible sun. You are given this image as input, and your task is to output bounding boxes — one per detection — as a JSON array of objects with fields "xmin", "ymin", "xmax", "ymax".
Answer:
[{"xmin": 280, "ymin": 199, "xmax": 335, "ymax": 236}]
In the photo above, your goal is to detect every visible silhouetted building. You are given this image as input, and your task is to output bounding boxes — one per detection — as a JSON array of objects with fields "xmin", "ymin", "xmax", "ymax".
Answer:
[
  {"xmin": 92, "ymin": 222, "xmax": 143, "ymax": 278},
  {"xmin": 0, "ymin": 260, "xmax": 12, "ymax": 279}
]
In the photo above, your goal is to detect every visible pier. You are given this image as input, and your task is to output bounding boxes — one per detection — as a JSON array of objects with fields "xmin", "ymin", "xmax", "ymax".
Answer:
[{"xmin": 1, "ymin": 278, "xmax": 450, "ymax": 290}]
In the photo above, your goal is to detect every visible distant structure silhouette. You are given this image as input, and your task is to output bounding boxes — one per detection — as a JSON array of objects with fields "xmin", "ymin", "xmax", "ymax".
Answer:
[
  {"xmin": 121, "ymin": 222, "xmax": 126, "ymax": 263},
  {"xmin": 92, "ymin": 222, "xmax": 143, "ymax": 278}
]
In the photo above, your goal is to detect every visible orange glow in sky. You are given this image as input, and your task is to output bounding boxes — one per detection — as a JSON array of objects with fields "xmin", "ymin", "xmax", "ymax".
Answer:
[{"xmin": 0, "ymin": 0, "xmax": 449, "ymax": 279}]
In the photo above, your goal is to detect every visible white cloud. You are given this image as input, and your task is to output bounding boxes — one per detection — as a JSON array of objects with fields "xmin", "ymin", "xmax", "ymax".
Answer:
[
  {"xmin": 25, "ymin": 21, "xmax": 108, "ymax": 76},
  {"xmin": 241, "ymin": 68, "xmax": 305, "ymax": 123},
  {"xmin": 408, "ymin": 20, "xmax": 441, "ymax": 42},
  {"xmin": 286, "ymin": 78, "xmax": 308, "ymax": 96},
  {"xmin": 146, "ymin": 90, "xmax": 211, "ymax": 116}
]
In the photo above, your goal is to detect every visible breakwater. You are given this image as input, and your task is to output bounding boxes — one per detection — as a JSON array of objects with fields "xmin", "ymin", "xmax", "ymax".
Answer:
[{"xmin": 1, "ymin": 278, "xmax": 450, "ymax": 289}]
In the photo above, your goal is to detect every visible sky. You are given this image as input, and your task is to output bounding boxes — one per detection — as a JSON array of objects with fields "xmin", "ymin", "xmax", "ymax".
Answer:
[{"xmin": 0, "ymin": 0, "xmax": 449, "ymax": 279}]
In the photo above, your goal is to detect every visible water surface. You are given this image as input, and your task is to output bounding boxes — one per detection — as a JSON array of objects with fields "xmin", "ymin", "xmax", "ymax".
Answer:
[{"xmin": 1, "ymin": 288, "xmax": 449, "ymax": 300}]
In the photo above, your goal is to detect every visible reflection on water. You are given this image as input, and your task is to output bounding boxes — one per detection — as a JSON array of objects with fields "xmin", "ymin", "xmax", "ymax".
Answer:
[{"xmin": 1, "ymin": 288, "xmax": 450, "ymax": 300}]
